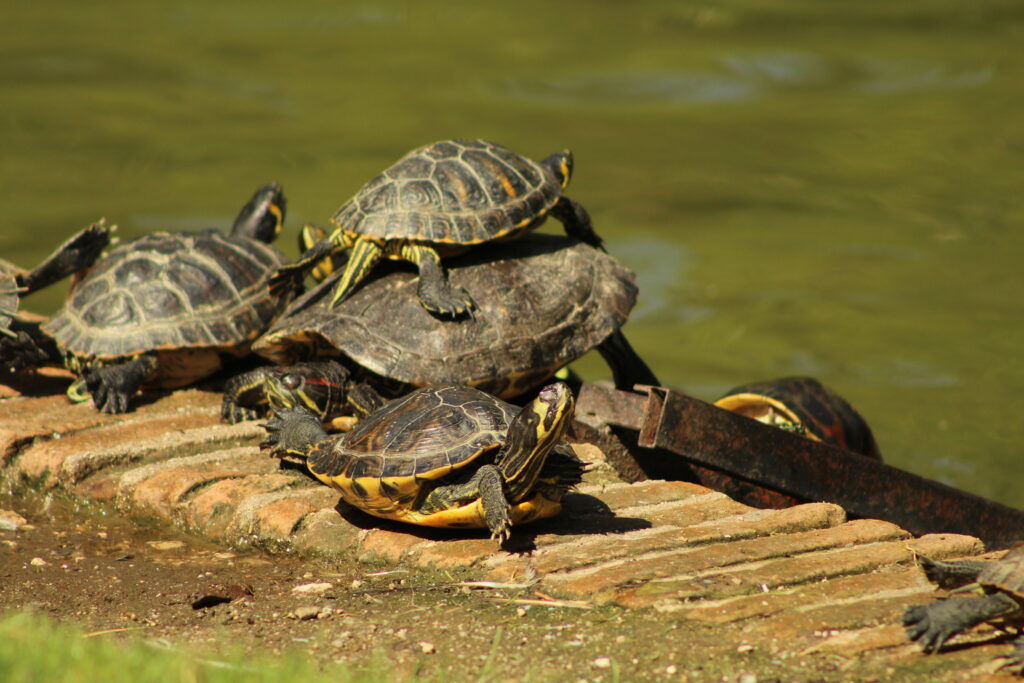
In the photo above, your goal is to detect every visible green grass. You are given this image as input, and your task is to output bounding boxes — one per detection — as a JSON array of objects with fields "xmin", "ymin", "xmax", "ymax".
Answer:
[{"xmin": 0, "ymin": 612, "xmax": 409, "ymax": 683}]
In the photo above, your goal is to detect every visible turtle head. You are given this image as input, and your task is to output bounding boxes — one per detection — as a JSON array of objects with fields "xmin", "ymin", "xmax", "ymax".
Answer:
[
  {"xmin": 263, "ymin": 361, "xmax": 351, "ymax": 420},
  {"xmin": 499, "ymin": 381, "xmax": 576, "ymax": 503},
  {"xmin": 231, "ymin": 183, "xmax": 287, "ymax": 243},
  {"xmin": 541, "ymin": 150, "xmax": 574, "ymax": 190}
]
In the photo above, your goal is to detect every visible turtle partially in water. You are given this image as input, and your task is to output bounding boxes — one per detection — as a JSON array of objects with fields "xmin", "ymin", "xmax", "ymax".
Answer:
[
  {"xmin": 43, "ymin": 184, "xmax": 299, "ymax": 413},
  {"xmin": 904, "ymin": 545, "xmax": 1024, "ymax": 675},
  {"xmin": 1, "ymin": 221, "xmax": 112, "ymax": 372},
  {"xmin": 714, "ymin": 376, "xmax": 881, "ymax": 459},
  {"xmin": 271, "ymin": 139, "xmax": 603, "ymax": 317},
  {"xmin": 261, "ymin": 382, "xmax": 584, "ymax": 542},
  {"xmin": 223, "ymin": 233, "xmax": 658, "ymax": 425}
]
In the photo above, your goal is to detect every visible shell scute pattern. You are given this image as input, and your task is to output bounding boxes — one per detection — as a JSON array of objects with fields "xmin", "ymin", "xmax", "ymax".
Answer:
[
  {"xmin": 46, "ymin": 231, "xmax": 286, "ymax": 358},
  {"xmin": 980, "ymin": 545, "xmax": 1024, "ymax": 594},
  {"xmin": 332, "ymin": 140, "xmax": 559, "ymax": 244}
]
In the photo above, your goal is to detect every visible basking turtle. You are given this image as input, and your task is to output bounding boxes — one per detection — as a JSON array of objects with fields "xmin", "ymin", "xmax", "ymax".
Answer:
[
  {"xmin": 272, "ymin": 139, "xmax": 603, "ymax": 317},
  {"xmin": 222, "ymin": 233, "xmax": 658, "ymax": 424},
  {"xmin": 1, "ymin": 222, "xmax": 112, "ymax": 372},
  {"xmin": 43, "ymin": 183, "xmax": 298, "ymax": 413},
  {"xmin": 904, "ymin": 545, "xmax": 1024, "ymax": 674},
  {"xmin": 262, "ymin": 382, "xmax": 584, "ymax": 542},
  {"xmin": 714, "ymin": 376, "xmax": 881, "ymax": 459}
]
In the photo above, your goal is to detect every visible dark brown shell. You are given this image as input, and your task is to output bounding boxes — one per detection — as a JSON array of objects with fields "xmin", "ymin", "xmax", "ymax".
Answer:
[
  {"xmin": 44, "ymin": 230, "xmax": 288, "ymax": 358},
  {"xmin": 308, "ymin": 384, "xmax": 517, "ymax": 483},
  {"xmin": 979, "ymin": 544, "xmax": 1024, "ymax": 596},
  {"xmin": 332, "ymin": 139, "xmax": 563, "ymax": 244},
  {"xmin": 716, "ymin": 376, "xmax": 882, "ymax": 460},
  {"xmin": 254, "ymin": 233, "xmax": 637, "ymax": 398}
]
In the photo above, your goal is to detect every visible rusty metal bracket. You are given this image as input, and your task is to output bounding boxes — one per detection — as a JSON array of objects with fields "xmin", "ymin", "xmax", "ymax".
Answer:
[{"xmin": 576, "ymin": 383, "xmax": 1024, "ymax": 549}]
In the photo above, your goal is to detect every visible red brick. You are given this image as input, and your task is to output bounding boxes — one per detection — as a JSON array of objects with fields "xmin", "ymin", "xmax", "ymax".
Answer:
[
  {"xmin": 612, "ymin": 532, "xmax": 983, "ymax": 609},
  {"xmin": 15, "ymin": 414, "xmax": 222, "ymax": 485},
  {"xmin": 409, "ymin": 538, "xmax": 501, "ymax": 569},
  {"xmin": 486, "ymin": 502, "xmax": 846, "ymax": 582},
  {"xmin": 574, "ymin": 480, "xmax": 715, "ymax": 510},
  {"xmin": 231, "ymin": 487, "xmax": 339, "ymax": 541},
  {"xmin": 183, "ymin": 474, "xmax": 299, "ymax": 537},
  {"xmin": 57, "ymin": 423, "xmax": 265, "ymax": 484},
  {"xmin": 130, "ymin": 467, "xmax": 241, "ymax": 521},
  {"xmin": 358, "ymin": 529, "xmax": 431, "ymax": 565},
  {"xmin": 291, "ymin": 509, "xmax": 365, "ymax": 557},
  {"xmin": 553, "ymin": 518, "xmax": 909, "ymax": 600}
]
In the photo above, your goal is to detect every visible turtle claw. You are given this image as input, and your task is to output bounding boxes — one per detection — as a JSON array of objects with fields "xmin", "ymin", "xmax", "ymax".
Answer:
[{"xmin": 260, "ymin": 407, "xmax": 326, "ymax": 457}]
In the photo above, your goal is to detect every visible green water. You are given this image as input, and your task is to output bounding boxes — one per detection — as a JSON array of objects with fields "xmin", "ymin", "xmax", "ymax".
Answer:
[{"xmin": 3, "ymin": 1, "xmax": 1023, "ymax": 508}]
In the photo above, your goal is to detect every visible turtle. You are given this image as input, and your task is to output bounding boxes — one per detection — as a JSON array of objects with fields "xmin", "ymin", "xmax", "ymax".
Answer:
[
  {"xmin": 1, "ymin": 221, "xmax": 112, "ymax": 372},
  {"xmin": 261, "ymin": 381, "xmax": 584, "ymax": 542},
  {"xmin": 713, "ymin": 376, "xmax": 881, "ymax": 459},
  {"xmin": 271, "ymin": 138, "xmax": 604, "ymax": 317},
  {"xmin": 42, "ymin": 183, "xmax": 299, "ymax": 413},
  {"xmin": 222, "ymin": 232, "xmax": 659, "ymax": 425},
  {"xmin": 904, "ymin": 544, "xmax": 1024, "ymax": 675}
]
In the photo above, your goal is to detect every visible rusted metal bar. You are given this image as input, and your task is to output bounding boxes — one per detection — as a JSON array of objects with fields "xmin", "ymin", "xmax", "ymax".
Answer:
[{"xmin": 576, "ymin": 383, "xmax": 1024, "ymax": 549}]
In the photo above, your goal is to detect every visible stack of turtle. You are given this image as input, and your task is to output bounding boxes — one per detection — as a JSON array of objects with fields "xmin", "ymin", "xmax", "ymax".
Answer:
[{"xmin": 8, "ymin": 138, "xmax": 883, "ymax": 543}]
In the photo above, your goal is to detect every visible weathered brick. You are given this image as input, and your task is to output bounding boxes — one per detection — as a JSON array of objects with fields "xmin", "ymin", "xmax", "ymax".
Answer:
[
  {"xmin": 358, "ymin": 529, "xmax": 431, "ymax": 565},
  {"xmin": 183, "ymin": 474, "xmax": 300, "ymax": 537},
  {"xmin": 486, "ymin": 502, "xmax": 846, "ymax": 582},
  {"xmin": 613, "ymin": 532, "xmax": 983, "ymax": 609},
  {"xmin": 115, "ymin": 447, "xmax": 274, "ymax": 501},
  {"xmin": 57, "ymin": 423, "xmax": 264, "ymax": 484},
  {"xmin": 667, "ymin": 564, "xmax": 926, "ymax": 623},
  {"xmin": 553, "ymin": 518, "xmax": 909, "ymax": 600},
  {"xmin": 291, "ymin": 508, "xmax": 365, "ymax": 557},
  {"xmin": 229, "ymin": 487, "xmax": 339, "ymax": 542},
  {"xmin": 16, "ymin": 414, "xmax": 223, "ymax": 485},
  {"xmin": 575, "ymin": 479, "xmax": 714, "ymax": 510},
  {"xmin": 409, "ymin": 538, "xmax": 501, "ymax": 569}
]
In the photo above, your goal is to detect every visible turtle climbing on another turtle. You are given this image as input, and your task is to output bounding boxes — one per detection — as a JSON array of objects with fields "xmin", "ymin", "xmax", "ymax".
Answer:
[
  {"xmin": 271, "ymin": 138, "xmax": 604, "ymax": 317},
  {"xmin": 43, "ymin": 183, "xmax": 300, "ymax": 413},
  {"xmin": 1, "ymin": 221, "xmax": 112, "ymax": 372},
  {"xmin": 223, "ymin": 233, "xmax": 658, "ymax": 425},
  {"xmin": 714, "ymin": 376, "xmax": 881, "ymax": 459},
  {"xmin": 261, "ymin": 382, "xmax": 584, "ymax": 543},
  {"xmin": 904, "ymin": 545, "xmax": 1024, "ymax": 675}
]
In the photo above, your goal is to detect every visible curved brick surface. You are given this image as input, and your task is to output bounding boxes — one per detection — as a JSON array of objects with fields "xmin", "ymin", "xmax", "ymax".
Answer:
[{"xmin": 0, "ymin": 377, "xmax": 1008, "ymax": 677}]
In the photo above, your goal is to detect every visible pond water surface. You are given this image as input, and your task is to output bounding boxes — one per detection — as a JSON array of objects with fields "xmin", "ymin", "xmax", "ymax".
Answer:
[{"xmin": 3, "ymin": 1, "xmax": 1023, "ymax": 508}]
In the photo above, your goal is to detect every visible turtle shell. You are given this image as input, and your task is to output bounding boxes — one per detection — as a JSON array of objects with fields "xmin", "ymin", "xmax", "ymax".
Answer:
[
  {"xmin": 0, "ymin": 266, "xmax": 19, "ymax": 333},
  {"xmin": 44, "ymin": 230, "xmax": 288, "ymax": 358},
  {"xmin": 254, "ymin": 233, "xmax": 637, "ymax": 399},
  {"xmin": 715, "ymin": 376, "xmax": 882, "ymax": 459},
  {"xmin": 332, "ymin": 139, "xmax": 565, "ymax": 244},
  {"xmin": 979, "ymin": 544, "xmax": 1024, "ymax": 597},
  {"xmin": 305, "ymin": 384, "xmax": 579, "ymax": 527}
]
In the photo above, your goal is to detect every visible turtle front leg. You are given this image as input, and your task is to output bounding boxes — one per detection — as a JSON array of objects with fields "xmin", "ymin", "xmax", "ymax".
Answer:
[
  {"xmin": 260, "ymin": 407, "xmax": 328, "ymax": 460},
  {"xmin": 77, "ymin": 354, "xmax": 159, "ymax": 414},
  {"xmin": 549, "ymin": 197, "xmax": 605, "ymax": 252},
  {"xmin": 903, "ymin": 593, "xmax": 1020, "ymax": 653},
  {"xmin": 400, "ymin": 243, "xmax": 475, "ymax": 318},
  {"xmin": 424, "ymin": 464, "xmax": 513, "ymax": 542},
  {"xmin": 325, "ymin": 236, "xmax": 383, "ymax": 309},
  {"xmin": 269, "ymin": 235, "xmax": 347, "ymax": 296}
]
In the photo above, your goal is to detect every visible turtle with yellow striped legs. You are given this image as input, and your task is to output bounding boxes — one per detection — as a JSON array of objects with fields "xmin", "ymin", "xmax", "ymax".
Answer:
[{"xmin": 271, "ymin": 138, "xmax": 603, "ymax": 318}]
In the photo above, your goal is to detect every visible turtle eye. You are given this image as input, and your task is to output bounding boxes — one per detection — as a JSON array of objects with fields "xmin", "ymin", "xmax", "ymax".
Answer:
[{"xmin": 282, "ymin": 373, "xmax": 303, "ymax": 391}]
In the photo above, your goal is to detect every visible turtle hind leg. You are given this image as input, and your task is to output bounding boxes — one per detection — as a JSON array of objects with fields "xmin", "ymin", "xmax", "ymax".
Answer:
[
  {"xmin": 400, "ymin": 243, "xmax": 475, "ymax": 318},
  {"xmin": 83, "ymin": 354, "xmax": 158, "ymax": 414},
  {"xmin": 597, "ymin": 329, "xmax": 661, "ymax": 391},
  {"xmin": 903, "ymin": 592, "xmax": 1020, "ymax": 653},
  {"xmin": 549, "ymin": 197, "xmax": 605, "ymax": 252},
  {"xmin": 22, "ymin": 220, "xmax": 110, "ymax": 294},
  {"xmin": 918, "ymin": 555, "xmax": 991, "ymax": 589}
]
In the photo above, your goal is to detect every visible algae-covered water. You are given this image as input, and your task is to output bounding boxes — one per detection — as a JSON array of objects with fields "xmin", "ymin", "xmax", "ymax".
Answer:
[{"xmin": 3, "ymin": 1, "xmax": 1022, "ymax": 508}]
